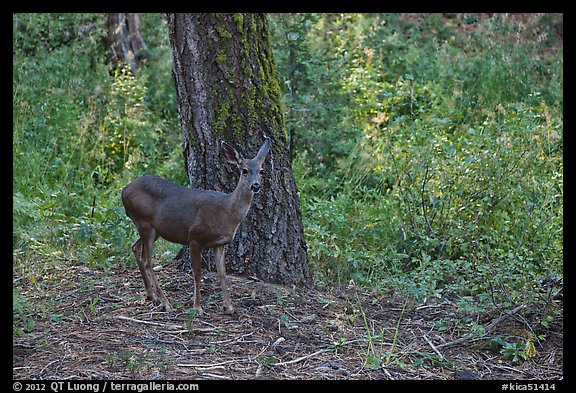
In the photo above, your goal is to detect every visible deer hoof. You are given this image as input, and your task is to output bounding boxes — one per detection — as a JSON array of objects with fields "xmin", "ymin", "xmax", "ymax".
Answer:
[
  {"xmin": 149, "ymin": 294, "xmax": 173, "ymax": 312},
  {"xmin": 193, "ymin": 305, "xmax": 204, "ymax": 315}
]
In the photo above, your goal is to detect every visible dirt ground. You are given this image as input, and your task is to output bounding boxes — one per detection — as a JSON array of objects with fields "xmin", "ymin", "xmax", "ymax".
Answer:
[{"xmin": 13, "ymin": 259, "xmax": 562, "ymax": 381}]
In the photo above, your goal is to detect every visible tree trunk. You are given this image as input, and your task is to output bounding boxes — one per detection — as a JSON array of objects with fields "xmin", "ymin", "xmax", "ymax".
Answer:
[
  {"xmin": 105, "ymin": 13, "xmax": 148, "ymax": 75},
  {"xmin": 167, "ymin": 13, "xmax": 310, "ymax": 286}
]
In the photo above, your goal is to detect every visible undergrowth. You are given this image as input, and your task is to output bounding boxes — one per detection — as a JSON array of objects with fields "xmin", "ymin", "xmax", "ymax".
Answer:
[{"xmin": 271, "ymin": 13, "xmax": 563, "ymax": 357}]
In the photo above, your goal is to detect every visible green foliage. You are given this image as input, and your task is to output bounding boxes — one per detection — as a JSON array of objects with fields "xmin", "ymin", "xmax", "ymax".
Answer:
[
  {"xmin": 13, "ymin": 13, "xmax": 105, "ymax": 56},
  {"xmin": 270, "ymin": 13, "xmax": 562, "ymax": 312},
  {"xmin": 488, "ymin": 336, "xmax": 538, "ymax": 363},
  {"xmin": 13, "ymin": 14, "xmax": 183, "ymax": 325},
  {"xmin": 13, "ymin": 289, "xmax": 35, "ymax": 339}
]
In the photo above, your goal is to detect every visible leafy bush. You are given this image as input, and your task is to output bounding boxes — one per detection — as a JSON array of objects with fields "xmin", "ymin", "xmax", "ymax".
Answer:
[
  {"xmin": 271, "ymin": 13, "xmax": 563, "ymax": 311},
  {"xmin": 13, "ymin": 14, "xmax": 181, "ymax": 273}
]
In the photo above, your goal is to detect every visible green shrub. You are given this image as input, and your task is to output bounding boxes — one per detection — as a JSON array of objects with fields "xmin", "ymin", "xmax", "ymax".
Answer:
[
  {"xmin": 13, "ymin": 14, "xmax": 182, "ymax": 276},
  {"xmin": 274, "ymin": 13, "xmax": 562, "ymax": 310}
]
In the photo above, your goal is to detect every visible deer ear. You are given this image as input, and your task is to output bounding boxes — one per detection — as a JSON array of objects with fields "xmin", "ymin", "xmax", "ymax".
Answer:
[
  {"xmin": 255, "ymin": 138, "xmax": 271, "ymax": 163},
  {"xmin": 221, "ymin": 141, "xmax": 242, "ymax": 166}
]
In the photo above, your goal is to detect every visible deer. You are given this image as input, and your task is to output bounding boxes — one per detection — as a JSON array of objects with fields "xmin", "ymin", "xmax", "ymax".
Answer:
[{"xmin": 121, "ymin": 138, "xmax": 271, "ymax": 314}]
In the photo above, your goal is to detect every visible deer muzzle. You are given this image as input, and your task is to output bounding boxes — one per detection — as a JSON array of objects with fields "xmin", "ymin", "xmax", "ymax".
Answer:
[{"xmin": 251, "ymin": 183, "xmax": 261, "ymax": 193}]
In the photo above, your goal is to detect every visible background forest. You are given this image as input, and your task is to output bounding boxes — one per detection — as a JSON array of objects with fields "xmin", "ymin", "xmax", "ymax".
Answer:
[{"xmin": 13, "ymin": 13, "xmax": 562, "ymax": 372}]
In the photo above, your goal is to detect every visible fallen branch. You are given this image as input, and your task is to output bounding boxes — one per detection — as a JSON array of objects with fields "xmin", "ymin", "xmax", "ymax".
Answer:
[
  {"xmin": 115, "ymin": 315, "xmax": 217, "ymax": 333},
  {"xmin": 115, "ymin": 315, "xmax": 183, "ymax": 330},
  {"xmin": 202, "ymin": 372, "xmax": 231, "ymax": 380},
  {"xmin": 273, "ymin": 348, "xmax": 329, "ymax": 367},
  {"xmin": 176, "ymin": 359, "xmax": 240, "ymax": 368},
  {"xmin": 423, "ymin": 334, "xmax": 444, "ymax": 360},
  {"xmin": 437, "ymin": 304, "xmax": 526, "ymax": 349}
]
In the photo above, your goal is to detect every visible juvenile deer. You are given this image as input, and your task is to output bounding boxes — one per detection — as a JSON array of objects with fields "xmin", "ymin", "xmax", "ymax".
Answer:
[{"xmin": 121, "ymin": 138, "xmax": 271, "ymax": 314}]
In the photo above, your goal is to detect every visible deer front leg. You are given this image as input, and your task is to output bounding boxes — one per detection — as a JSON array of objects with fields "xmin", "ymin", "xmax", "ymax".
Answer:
[
  {"xmin": 214, "ymin": 245, "xmax": 234, "ymax": 314},
  {"xmin": 189, "ymin": 245, "xmax": 204, "ymax": 314}
]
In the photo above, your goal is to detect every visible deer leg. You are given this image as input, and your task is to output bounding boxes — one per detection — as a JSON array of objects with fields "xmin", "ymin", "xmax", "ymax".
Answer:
[
  {"xmin": 132, "ymin": 238, "xmax": 155, "ymax": 302},
  {"xmin": 214, "ymin": 246, "xmax": 234, "ymax": 314},
  {"xmin": 146, "ymin": 229, "xmax": 173, "ymax": 312},
  {"xmin": 189, "ymin": 245, "xmax": 203, "ymax": 314},
  {"xmin": 136, "ymin": 227, "xmax": 172, "ymax": 312}
]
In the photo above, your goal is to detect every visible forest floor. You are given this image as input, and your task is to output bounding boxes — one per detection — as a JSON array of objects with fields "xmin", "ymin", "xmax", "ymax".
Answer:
[{"xmin": 13, "ymin": 259, "xmax": 562, "ymax": 380}]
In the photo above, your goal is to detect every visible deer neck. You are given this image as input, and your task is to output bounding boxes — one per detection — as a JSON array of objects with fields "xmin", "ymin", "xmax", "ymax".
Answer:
[{"xmin": 228, "ymin": 181, "xmax": 254, "ymax": 223}]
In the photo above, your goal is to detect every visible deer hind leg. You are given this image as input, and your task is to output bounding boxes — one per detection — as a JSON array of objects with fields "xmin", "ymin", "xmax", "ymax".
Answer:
[
  {"xmin": 214, "ymin": 245, "xmax": 234, "ymax": 314},
  {"xmin": 132, "ymin": 238, "xmax": 155, "ymax": 302},
  {"xmin": 134, "ymin": 226, "xmax": 173, "ymax": 312}
]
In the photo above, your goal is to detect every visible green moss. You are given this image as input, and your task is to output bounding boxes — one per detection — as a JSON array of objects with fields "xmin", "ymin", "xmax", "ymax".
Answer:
[
  {"xmin": 216, "ymin": 26, "xmax": 232, "ymax": 40},
  {"xmin": 254, "ymin": 17, "xmax": 288, "ymax": 143},
  {"xmin": 215, "ymin": 49, "xmax": 228, "ymax": 66},
  {"xmin": 213, "ymin": 99, "xmax": 231, "ymax": 136},
  {"xmin": 231, "ymin": 111, "xmax": 243, "ymax": 135},
  {"xmin": 238, "ymin": 21, "xmax": 251, "ymax": 76},
  {"xmin": 211, "ymin": 14, "xmax": 288, "ymax": 144},
  {"xmin": 232, "ymin": 13, "xmax": 244, "ymax": 32},
  {"xmin": 244, "ymin": 84, "xmax": 257, "ymax": 130},
  {"xmin": 249, "ymin": 14, "xmax": 257, "ymax": 34},
  {"xmin": 241, "ymin": 62, "xmax": 252, "ymax": 79}
]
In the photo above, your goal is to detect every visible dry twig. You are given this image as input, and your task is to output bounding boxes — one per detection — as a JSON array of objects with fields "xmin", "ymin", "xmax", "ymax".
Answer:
[
  {"xmin": 273, "ymin": 348, "xmax": 330, "ymax": 367},
  {"xmin": 423, "ymin": 335, "xmax": 444, "ymax": 360}
]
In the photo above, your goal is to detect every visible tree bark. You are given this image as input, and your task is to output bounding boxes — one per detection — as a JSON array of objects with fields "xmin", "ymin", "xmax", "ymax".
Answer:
[
  {"xmin": 106, "ymin": 13, "xmax": 148, "ymax": 75},
  {"xmin": 167, "ymin": 13, "xmax": 310, "ymax": 286}
]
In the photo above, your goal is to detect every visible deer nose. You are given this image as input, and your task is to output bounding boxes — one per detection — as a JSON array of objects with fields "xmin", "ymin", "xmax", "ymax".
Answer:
[{"xmin": 251, "ymin": 183, "xmax": 261, "ymax": 193}]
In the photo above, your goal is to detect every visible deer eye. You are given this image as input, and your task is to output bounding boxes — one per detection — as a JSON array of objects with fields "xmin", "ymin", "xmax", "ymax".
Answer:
[
  {"xmin": 260, "ymin": 169, "xmax": 264, "ymax": 175},
  {"xmin": 242, "ymin": 168, "xmax": 249, "ymax": 176}
]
